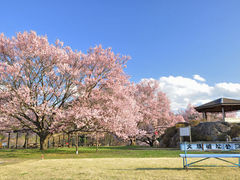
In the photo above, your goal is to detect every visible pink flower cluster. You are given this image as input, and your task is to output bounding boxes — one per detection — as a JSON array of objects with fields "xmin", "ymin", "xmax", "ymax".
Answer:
[{"xmin": 0, "ymin": 31, "xmax": 184, "ymax": 147}]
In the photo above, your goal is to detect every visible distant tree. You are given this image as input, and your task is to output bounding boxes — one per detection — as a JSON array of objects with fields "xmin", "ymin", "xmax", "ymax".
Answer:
[
  {"xmin": 62, "ymin": 84, "xmax": 140, "ymax": 141},
  {"xmin": 180, "ymin": 104, "xmax": 202, "ymax": 122},
  {"xmin": 134, "ymin": 80, "xmax": 184, "ymax": 146},
  {"xmin": 208, "ymin": 111, "xmax": 237, "ymax": 121}
]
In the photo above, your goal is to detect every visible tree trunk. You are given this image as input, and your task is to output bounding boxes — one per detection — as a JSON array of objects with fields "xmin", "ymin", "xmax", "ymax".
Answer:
[
  {"xmin": 62, "ymin": 134, "xmax": 65, "ymax": 147},
  {"xmin": 39, "ymin": 134, "xmax": 50, "ymax": 150},
  {"xmin": 109, "ymin": 134, "xmax": 113, "ymax": 146},
  {"xmin": 96, "ymin": 132, "xmax": 99, "ymax": 152},
  {"xmin": 48, "ymin": 139, "xmax": 50, "ymax": 148},
  {"xmin": 35, "ymin": 134, "xmax": 38, "ymax": 148},
  {"xmin": 83, "ymin": 135, "xmax": 87, "ymax": 146},
  {"xmin": 67, "ymin": 133, "xmax": 70, "ymax": 148},
  {"xmin": 147, "ymin": 137, "xmax": 155, "ymax": 147},
  {"xmin": 58, "ymin": 135, "xmax": 61, "ymax": 147},
  {"xmin": 71, "ymin": 134, "xmax": 74, "ymax": 147},
  {"xmin": 130, "ymin": 138, "xmax": 136, "ymax": 146},
  {"xmin": 149, "ymin": 140, "xmax": 154, "ymax": 147},
  {"xmin": 75, "ymin": 133, "xmax": 79, "ymax": 155},
  {"xmin": 24, "ymin": 132, "xmax": 29, "ymax": 149},
  {"xmin": 52, "ymin": 136, "xmax": 55, "ymax": 148},
  {"xmin": 7, "ymin": 132, "xmax": 11, "ymax": 149},
  {"xmin": 15, "ymin": 132, "xmax": 19, "ymax": 149}
]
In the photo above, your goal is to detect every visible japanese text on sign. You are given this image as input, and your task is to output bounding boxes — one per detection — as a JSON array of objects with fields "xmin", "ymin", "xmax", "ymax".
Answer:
[{"xmin": 180, "ymin": 142, "xmax": 240, "ymax": 151}]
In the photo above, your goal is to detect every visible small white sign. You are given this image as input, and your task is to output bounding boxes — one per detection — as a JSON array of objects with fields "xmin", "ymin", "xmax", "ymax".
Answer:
[{"xmin": 180, "ymin": 126, "xmax": 190, "ymax": 136}]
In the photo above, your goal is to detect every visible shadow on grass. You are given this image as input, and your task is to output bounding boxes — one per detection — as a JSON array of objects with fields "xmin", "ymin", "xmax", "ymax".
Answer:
[
  {"xmin": 112, "ymin": 167, "xmax": 204, "ymax": 171},
  {"xmin": 99, "ymin": 146, "xmax": 180, "ymax": 151},
  {"xmin": 136, "ymin": 167, "xmax": 204, "ymax": 170},
  {"xmin": 0, "ymin": 159, "xmax": 28, "ymax": 166},
  {"xmin": 0, "ymin": 148, "xmax": 76, "ymax": 154}
]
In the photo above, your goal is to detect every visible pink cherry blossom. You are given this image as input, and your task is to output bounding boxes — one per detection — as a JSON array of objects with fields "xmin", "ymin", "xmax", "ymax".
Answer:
[{"xmin": 134, "ymin": 80, "xmax": 184, "ymax": 146}]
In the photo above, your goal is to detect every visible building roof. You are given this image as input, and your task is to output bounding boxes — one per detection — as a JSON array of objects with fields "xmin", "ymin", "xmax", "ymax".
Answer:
[{"xmin": 195, "ymin": 98, "xmax": 240, "ymax": 112}]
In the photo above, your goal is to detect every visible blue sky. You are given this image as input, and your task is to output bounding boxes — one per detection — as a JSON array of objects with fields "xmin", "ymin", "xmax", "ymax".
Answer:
[{"xmin": 2, "ymin": 0, "xmax": 240, "ymax": 110}]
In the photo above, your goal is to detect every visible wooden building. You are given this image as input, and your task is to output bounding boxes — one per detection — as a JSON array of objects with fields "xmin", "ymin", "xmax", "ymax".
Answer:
[{"xmin": 195, "ymin": 98, "xmax": 240, "ymax": 122}]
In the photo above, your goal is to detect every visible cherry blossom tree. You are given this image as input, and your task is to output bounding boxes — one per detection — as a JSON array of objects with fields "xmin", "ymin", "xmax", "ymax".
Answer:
[
  {"xmin": 0, "ymin": 30, "xmax": 187, "ymax": 150},
  {"xmin": 180, "ymin": 104, "xmax": 202, "ymax": 122},
  {"xmin": 0, "ymin": 31, "xmax": 139, "ymax": 150},
  {"xmin": 59, "ymin": 48, "xmax": 141, "ymax": 148},
  {"xmin": 134, "ymin": 80, "xmax": 184, "ymax": 146},
  {"xmin": 0, "ymin": 31, "xmax": 84, "ymax": 149}
]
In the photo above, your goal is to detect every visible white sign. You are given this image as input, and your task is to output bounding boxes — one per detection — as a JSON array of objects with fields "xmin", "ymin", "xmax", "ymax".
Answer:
[{"xmin": 180, "ymin": 126, "xmax": 190, "ymax": 136}]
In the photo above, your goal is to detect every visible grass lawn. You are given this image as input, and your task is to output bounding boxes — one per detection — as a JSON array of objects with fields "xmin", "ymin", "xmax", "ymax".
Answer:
[
  {"xmin": 1, "ymin": 158, "xmax": 240, "ymax": 180},
  {"xmin": 1, "ymin": 146, "xmax": 238, "ymax": 159},
  {"xmin": 0, "ymin": 146, "xmax": 183, "ymax": 159},
  {"xmin": 1, "ymin": 146, "xmax": 240, "ymax": 179}
]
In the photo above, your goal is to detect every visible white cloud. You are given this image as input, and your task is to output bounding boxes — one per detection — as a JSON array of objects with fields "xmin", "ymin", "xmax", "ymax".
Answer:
[
  {"xmin": 193, "ymin": 74, "xmax": 206, "ymax": 82},
  {"xmin": 141, "ymin": 75, "xmax": 240, "ymax": 112}
]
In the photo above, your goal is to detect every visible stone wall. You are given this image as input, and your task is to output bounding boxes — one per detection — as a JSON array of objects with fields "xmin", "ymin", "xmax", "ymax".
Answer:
[{"xmin": 159, "ymin": 121, "xmax": 240, "ymax": 148}]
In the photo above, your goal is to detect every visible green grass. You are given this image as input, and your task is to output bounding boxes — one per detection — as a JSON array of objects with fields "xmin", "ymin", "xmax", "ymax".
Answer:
[
  {"xmin": 0, "ymin": 146, "xmax": 181, "ymax": 159},
  {"xmin": 1, "ymin": 158, "xmax": 240, "ymax": 180},
  {"xmin": 0, "ymin": 146, "xmax": 239, "ymax": 159},
  {"xmin": 1, "ymin": 146, "xmax": 240, "ymax": 179}
]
